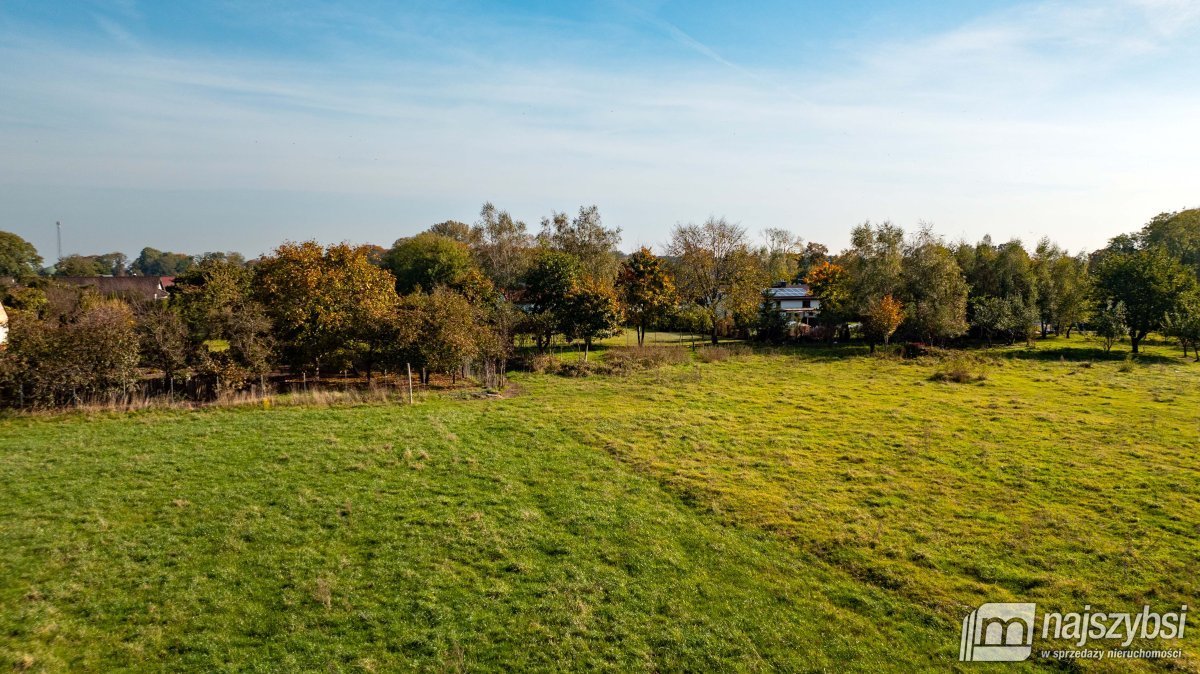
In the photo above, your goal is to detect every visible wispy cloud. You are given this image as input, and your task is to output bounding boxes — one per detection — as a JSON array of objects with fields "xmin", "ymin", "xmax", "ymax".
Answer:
[{"xmin": 0, "ymin": 0, "xmax": 1196, "ymax": 257}]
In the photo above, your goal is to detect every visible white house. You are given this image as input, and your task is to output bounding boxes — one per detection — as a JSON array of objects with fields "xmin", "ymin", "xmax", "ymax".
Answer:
[{"xmin": 764, "ymin": 284, "xmax": 821, "ymax": 325}]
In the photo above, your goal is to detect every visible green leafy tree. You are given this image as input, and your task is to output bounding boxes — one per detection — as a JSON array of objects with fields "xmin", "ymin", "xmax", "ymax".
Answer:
[
  {"xmin": 971, "ymin": 296, "xmax": 1010, "ymax": 346},
  {"xmin": 538, "ymin": 205, "xmax": 622, "ymax": 285},
  {"xmin": 1139, "ymin": 209, "xmax": 1200, "ymax": 277},
  {"xmin": 172, "ymin": 257, "xmax": 274, "ymax": 381},
  {"xmin": 900, "ymin": 228, "xmax": 969, "ymax": 343},
  {"xmin": 668, "ymin": 217, "xmax": 768, "ymax": 345},
  {"xmin": 1093, "ymin": 300, "xmax": 1128, "ymax": 353},
  {"xmin": 55, "ymin": 253, "xmax": 128, "ymax": 277},
  {"xmin": 384, "ymin": 232, "xmax": 476, "ymax": 294},
  {"xmin": 1093, "ymin": 244, "xmax": 1197, "ymax": 353},
  {"xmin": 957, "ymin": 237, "xmax": 1038, "ymax": 341},
  {"xmin": 561, "ymin": 284, "xmax": 622, "ymax": 361},
  {"xmin": 1163, "ymin": 301, "xmax": 1200, "ymax": 361},
  {"xmin": 754, "ymin": 291, "xmax": 790, "ymax": 343},
  {"xmin": 759, "ymin": 228, "xmax": 803, "ymax": 284},
  {"xmin": 793, "ymin": 242, "xmax": 830, "ymax": 282},
  {"xmin": 472, "ymin": 202, "xmax": 533, "ymax": 293},
  {"xmin": 0, "ymin": 232, "xmax": 43, "ymax": 278},
  {"xmin": 616, "ymin": 247, "xmax": 675, "ymax": 346},
  {"xmin": 131, "ymin": 247, "xmax": 194, "ymax": 276},
  {"xmin": 846, "ymin": 221, "xmax": 905, "ymax": 315},
  {"xmin": 427, "ymin": 220, "xmax": 478, "ymax": 245},
  {"xmin": 521, "ymin": 249, "xmax": 581, "ymax": 351}
]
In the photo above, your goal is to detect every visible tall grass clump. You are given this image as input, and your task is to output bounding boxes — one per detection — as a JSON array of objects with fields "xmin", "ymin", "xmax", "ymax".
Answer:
[
  {"xmin": 929, "ymin": 352, "xmax": 989, "ymax": 383},
  {"xmin": 604, "ymin": 346, "xmax": 690, "ymax": 374},
  {"xmin": 694, "ymin": 344, "xmax": 752, "ymax": 363}
]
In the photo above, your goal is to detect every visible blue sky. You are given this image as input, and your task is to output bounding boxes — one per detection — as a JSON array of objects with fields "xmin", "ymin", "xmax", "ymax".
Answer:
[{"xmin": 1, "ymin": 0, "xmax": 1197, "ymax": 260}]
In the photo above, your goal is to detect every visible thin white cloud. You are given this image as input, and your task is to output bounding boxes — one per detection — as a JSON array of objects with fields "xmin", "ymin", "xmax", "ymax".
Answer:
[{"xmin": 0, "ymin": 0, "xmax": 1197, "ymax": 257}]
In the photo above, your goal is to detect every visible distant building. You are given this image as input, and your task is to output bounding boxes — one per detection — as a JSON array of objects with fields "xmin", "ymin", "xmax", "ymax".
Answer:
[
  {"xmin": 764, "ymin": 283, "xmax": 822, "ymax": 325},
  {"xmin": 0, "ymin": 302, "xmax": 8, "ymax": 348},
  {"xmin": 57, "ymin": 276, "xmax": 175, "ymax": 302}
]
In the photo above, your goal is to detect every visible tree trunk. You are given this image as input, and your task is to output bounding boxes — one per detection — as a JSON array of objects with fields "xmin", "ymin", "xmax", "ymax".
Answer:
[
  {"xmin": 583, "ymin": 340, "xmax": 590, "ymax": 362},
  {"xmin": 869, "ymin": 341, "xmax": 876, "ymax": 354},
  {"xmin": 1131, "ymin": 333, "xmax": 1142, "ymax": 354},
  {"xmin": 710, "ymin": 325, "xmax": 719, "ymax": 345}
]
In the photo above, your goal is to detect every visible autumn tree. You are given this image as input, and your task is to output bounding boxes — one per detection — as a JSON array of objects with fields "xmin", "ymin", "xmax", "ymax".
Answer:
[
  {"xmin": 135, "ymin": 304, "xmax": 190, "ymax": 381},
  {"xmin": 805, "ymin": 261, "xmax": 850, "ymax": 343},
  {"xmin": 793, "ymin": 242, "xmax": 830, "ymax": 282},
  {"xmin": 668, "ymin": 217, "xmax": 768, "ymax": 345},
  {"xmin": 255, "ymin": 241, "xmax": 398, "ymax": 376},
  {"xmin": 862, "ymin": 294, "xmax": 904, "ymax": 352},
  {"xmin": 1, "ymin": 299, "xmax": 140, "ymax": 406},
  {"xmin": 411, "ymin": 287, "xmax": 477, "ymax": 384},
  {"xmin": 616, "ymin": 247, "xmax": 675, "ymax": 346}
]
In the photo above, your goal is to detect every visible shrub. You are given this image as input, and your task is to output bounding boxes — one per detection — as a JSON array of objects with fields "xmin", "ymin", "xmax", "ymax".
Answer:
[
  {"xmin": 930, "ymin": 353, "xmax": 989, "ymax": 383},
  {"xmin": 529, "ymin": 354, "xmax": 561, "ymax": 374},
  {"xmin": 604, "ymin": 346, "xmax": 689, "ymax": 374},
  {"xmin": 1, "ymin": 300, "xmax": 141, "ymax": 407},
  {"xmin": 558, "ymin": 360, "xmax": 601, "ymax": 377}
]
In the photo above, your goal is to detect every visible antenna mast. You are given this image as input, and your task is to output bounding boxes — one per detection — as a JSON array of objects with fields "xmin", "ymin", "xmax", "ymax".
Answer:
[{"xmin": 56, "ymin": 221, "xmax": 62, "ymax": 261}]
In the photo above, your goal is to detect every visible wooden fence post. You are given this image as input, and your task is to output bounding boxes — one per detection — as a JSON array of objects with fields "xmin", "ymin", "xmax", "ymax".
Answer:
[{"xmin": 406, "ymin": 363, "xmax": 414, "ymax": 405}]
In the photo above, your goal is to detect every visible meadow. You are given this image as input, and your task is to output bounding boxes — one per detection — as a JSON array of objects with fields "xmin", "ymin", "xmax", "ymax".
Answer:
[{"xmin": 1, "ymin": 337, "xmax": 1198, "ymax": 672}]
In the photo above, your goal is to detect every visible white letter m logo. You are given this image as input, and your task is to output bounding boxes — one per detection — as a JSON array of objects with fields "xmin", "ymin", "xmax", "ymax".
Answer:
[{"xmin": 959, "ymin": 603, "xmax": 1036, "ymax": 662}]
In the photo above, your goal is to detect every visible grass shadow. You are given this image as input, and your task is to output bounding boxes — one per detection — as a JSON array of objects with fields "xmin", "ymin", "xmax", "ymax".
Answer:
[{"xmin": 995, "ymin": 345, "xmax": 1178, "ymax": 364}]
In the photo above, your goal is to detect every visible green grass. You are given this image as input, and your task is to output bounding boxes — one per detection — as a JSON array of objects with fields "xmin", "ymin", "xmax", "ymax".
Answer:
[{"xmin": 2, "ymin": 337, "xmax": 1199, "ymax": 671}]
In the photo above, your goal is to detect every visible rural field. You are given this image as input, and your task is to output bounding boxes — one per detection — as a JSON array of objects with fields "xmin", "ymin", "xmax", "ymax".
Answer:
[{"xmin": 1, "ymin": 338, "xmax": 1198, "ymax": 672}]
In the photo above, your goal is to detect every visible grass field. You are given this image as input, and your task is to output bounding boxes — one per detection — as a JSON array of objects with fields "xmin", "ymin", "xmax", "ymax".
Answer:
[{"xmin": 2, "ymin": 337, "xmax": 1199, "ymax": 671}]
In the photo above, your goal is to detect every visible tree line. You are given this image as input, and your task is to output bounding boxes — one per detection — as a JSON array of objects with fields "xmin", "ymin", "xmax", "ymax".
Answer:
[{"xmin": 0, "ymin": 205, "xmax": 1198, "ymax": 407}]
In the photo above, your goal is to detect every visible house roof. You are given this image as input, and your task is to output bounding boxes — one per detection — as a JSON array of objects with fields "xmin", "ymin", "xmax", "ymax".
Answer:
[
  {"xmin": 765, "ymin": 285, "xmax": 813, "ymax": 299},
  {"xmin": 58, "ymin": 276, "xmax": 175, "ymax": 301}
]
